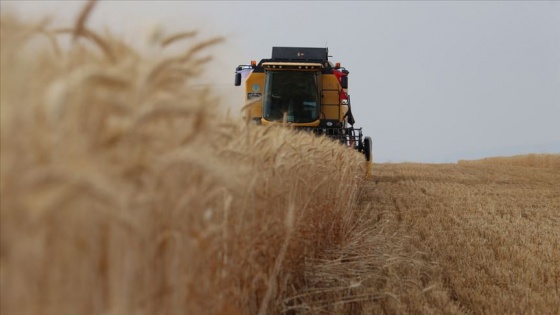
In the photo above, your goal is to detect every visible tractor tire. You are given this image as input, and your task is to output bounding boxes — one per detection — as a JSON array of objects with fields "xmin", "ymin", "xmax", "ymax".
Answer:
[{"xmin": 364, "ymin": 136, "xmax": 372, "ymax": 162}]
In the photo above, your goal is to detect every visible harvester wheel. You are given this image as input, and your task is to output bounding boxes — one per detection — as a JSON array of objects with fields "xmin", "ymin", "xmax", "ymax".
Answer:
[{"xmin": 364, "ymin": 136, "xmax": 372, "ymax": 162}]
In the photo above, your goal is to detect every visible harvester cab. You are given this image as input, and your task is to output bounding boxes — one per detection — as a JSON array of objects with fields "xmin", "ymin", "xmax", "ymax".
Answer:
[{"xmin": 235, "ymin": 47, "xmax": 372, "ymax": 164}]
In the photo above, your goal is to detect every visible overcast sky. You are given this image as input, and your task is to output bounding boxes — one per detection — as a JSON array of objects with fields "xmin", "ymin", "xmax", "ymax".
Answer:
[{"xmin": 3, "ymin": 1, "xmax": 559, "ymax": 162}]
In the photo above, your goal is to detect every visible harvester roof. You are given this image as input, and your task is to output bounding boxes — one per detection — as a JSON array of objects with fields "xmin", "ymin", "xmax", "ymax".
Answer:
[
  {"xmin": 238, "ymin": 47, "xmax": 347, "ymax": 75},
  {"xmin": 271, "ymin": 47, "xmax": 329, "ymax": 62}
]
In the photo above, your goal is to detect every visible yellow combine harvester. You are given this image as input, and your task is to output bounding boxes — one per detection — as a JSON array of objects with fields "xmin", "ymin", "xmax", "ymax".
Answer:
[{"xmin": 234, "ymin": 47, "xmax": 372, "ymax": 165}]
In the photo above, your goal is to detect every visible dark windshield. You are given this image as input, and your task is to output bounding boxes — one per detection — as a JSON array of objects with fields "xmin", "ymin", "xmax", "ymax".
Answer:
[{"xmin": 263, "ymin": 71, "xmax": 319, "ymax": 123}]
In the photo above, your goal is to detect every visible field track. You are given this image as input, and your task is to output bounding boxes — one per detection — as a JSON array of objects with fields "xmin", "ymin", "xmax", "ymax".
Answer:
[{"xmin": 301, "ymin": 157, "xmax": 559, "ymax": 314}]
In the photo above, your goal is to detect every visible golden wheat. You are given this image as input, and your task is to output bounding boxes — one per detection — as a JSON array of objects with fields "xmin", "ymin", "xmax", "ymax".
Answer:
[{"xmin": 0, "ymin": 10, "xmax": 365, "ymax": 315}]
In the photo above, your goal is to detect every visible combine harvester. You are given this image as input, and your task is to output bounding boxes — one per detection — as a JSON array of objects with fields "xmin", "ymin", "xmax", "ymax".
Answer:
[{"xmin": 234, "ymin": 47, "xmax": 372, "ymax": 170}]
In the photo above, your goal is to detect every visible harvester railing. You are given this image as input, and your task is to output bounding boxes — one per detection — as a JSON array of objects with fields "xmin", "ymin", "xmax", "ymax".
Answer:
[{"xmin": 298, "ymin": 126, "xmax": 365, "ymax": 151}]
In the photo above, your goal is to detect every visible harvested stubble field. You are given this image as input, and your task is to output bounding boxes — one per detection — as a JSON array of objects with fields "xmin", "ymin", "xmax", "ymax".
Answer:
[
  {"xmin": 2, "ymin": 7, "xmax": 560, "ymax": 315},
  {"xmin": 313, "ymin": 154, "xmax": 560, "ymax": 314}
]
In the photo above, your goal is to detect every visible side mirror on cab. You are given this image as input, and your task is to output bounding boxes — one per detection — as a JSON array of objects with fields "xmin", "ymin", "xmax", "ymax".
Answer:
[
  {"xmin": 341, "ymin": 76, "xmax": 348, "ymax": 89},
  {"xmin": 235, "ymin": 72, "xmax": 242, "ymax": 86}
]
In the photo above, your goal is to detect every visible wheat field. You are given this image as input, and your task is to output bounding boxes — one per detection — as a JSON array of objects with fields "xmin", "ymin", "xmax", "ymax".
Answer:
[
  {"xmin": 2, "ymin": 6, "xmax": 560, "ymax": 315},
  {"xmin": 0, "ymin": 11, "xmax": 366, "ymax": 315}
]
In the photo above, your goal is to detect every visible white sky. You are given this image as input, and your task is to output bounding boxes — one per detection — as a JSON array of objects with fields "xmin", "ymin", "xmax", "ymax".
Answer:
[{"xmin": 2, "ymin": 0, "xmax": 559, "ymax": 162}]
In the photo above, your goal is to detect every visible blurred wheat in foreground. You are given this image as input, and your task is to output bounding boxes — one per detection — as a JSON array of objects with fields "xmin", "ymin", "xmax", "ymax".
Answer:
[{"xmin": 0, "ymin": 13, "xmax": 366, "ymax": 315}]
